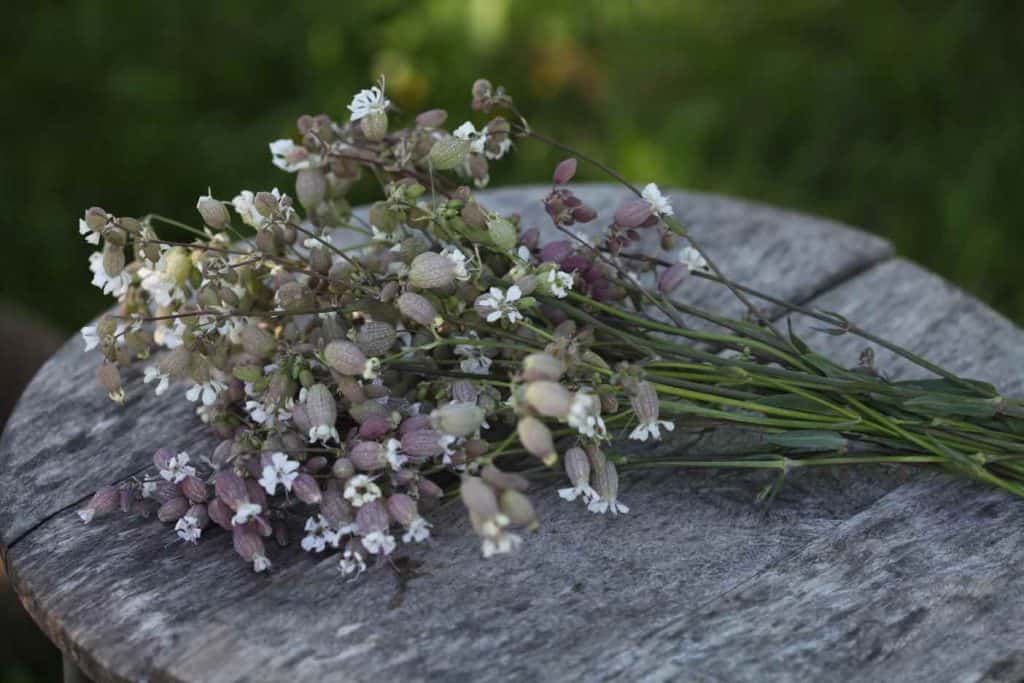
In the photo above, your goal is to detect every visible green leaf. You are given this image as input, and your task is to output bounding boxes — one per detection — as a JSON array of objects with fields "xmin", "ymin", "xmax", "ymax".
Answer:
[
  {"xmin": 232, "ymin": 364, "xmax": 263, "ymax": 382},
  {"xmin": 901, "ymin": 394, "xmax": 998, "ymax": 419}
]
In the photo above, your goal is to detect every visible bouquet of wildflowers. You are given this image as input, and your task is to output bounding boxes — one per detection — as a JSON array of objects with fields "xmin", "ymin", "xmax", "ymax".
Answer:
[{"xmin": 76, "ymin": 78, "xmax": 1024, "ymax": 574}]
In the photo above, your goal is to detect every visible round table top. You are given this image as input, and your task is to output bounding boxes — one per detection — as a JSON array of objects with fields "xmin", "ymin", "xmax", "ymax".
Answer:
[{"xmin": 3, "ymin": 184, "xmax": 1024, "ymax": 683}]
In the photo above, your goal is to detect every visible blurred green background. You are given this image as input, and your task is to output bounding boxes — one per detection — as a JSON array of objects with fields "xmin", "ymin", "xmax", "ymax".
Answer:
[{"xmin": 2, "ymin": 0, "xmax": 1023, "ymax": 679}]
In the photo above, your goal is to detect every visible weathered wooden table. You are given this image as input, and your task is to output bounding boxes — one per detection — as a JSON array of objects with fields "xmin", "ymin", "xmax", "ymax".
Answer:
[{"xmin": 3, "ymin": 184, "xmax": 1024, "ymax": 682}]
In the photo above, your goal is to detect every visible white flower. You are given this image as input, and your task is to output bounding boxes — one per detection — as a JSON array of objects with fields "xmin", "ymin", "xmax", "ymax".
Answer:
[
  {"xmin": 679, "ymin": 246, "xmax": 709, "ymax": 272},
  {"xmin": 138, "ymin": 260, "xmax": 188, "ymax": 307},
  {"xmin": 80, "ymin": 324, "xmax": 100, "ymax": 351},
  {"xmin": 454, "ymin": 342, "xmax": 492, "ymax": 375},
  {"xmin": 478, "ymin": 285, "xmax": 524, "ymax": 324},
  {"xmin": 144, "ymin": 365, "xmax": 171, "ymax": 396},
  {"xmin": 308, "ymin": 423, "xmax": 340, "ymax": 445},
  {"xmin": 300, "ymin": 229, "xmax": 333, "ymax": 250},
  {"xmin": 343, "ymin": 474, "xmax": 381, "ymax": 507},
  {"xmin": 185, "ymin": 379, "xmax": 228, "ymax": 406},
  {"xmin": 175, "ymin": 515, "xmax": 202, "ymax": 544},
  {"xmin": 642, "ymin": 182, "xmax": 674, "ymax": 217},
  {"xmin": 567, "ymin": 390, "xmax": 607, "ymax": 439},
  {"xmin": 231, "ymin": 502, "xmax": 262, "ymax": 526},
  {"xmin": 516, "ymin": 245, "xmax": 532, "ymax": 262},
  {"xmin": 88, "ymin": 252, "xmax": 131, "ymax": 298},
  {"xmin": 339, "ymin": 548, "xmax": 366, "ymax": 578},
  {"xmin": 245, "ymin": 399, "xmax": 292, "ymax": 428},
  {"xmin": 588, "ymin": 494, "xmax": 629, "ymax": 516},
  {"xmin": 253, "ymin": 554, "xmax": 272, "ymax": 573},
  {"xmin": 384, "ymin": 439, "xmax": 408, "ymax": 471},
  {"xmin": 361, "ymin": 530, "xmax": 397, "ymax": 556},
  {"xmin": 453, "ymin": 121, "xmax": 488, "ymax": 155},
  {"xmin": 438, "ymin": 433, "xmax": 461, "ymax": 466},
  {"xmin": 301, "ymin": 515, "xmax": 343, "ymax": 552},
  {"xmin": 545, "ymin": 269, "xmax": 573, "ymax": 298},
  {"xmin": 78, "ymin": 219, "xmax": 100, "ymax": 245},
  {"xmin": 269, "ymin": 139, "xmax": 315, "ymax": 172},
  {"xmin": 153, "ymin": 319, "xmax": 186, "ymax": 349},
  {"xmin": 258, "ymin": 452, "xmax": 301, "ymax": 495},
  {"xmin": 159, "ymin": 451, "xmax": 195, "ymax": 484},
  {"xmin": 629, "ymin": 419, "xmax": 676, "ymax": 442},
  {"xmin": 231, "ymin": 188, "xmax": 287, "ymax": 229},
  {"xmin": 402, "ymin": 517, "xmax": 432, "ymax": 544},
  {"xmin": 348, "ymin": 79, "xmax": 390, "ymax": 121},
  {"xmin": 558, "ymin": 482, "xmax": 597, "ymax": 503},
  {"xmin": 443, "ymin": 246, "xmax": 471, "ymax": 281}
]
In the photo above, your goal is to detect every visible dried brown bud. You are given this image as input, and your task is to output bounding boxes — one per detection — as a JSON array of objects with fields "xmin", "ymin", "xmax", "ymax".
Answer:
[
  {"xmin": 208, "ymin": 497, "xmax": 233, "ymax": 530},
  {"xmin": 158, "ymin": 496, "xmax": 190, "ymax": 523},
  {"xmin": 564, "ymin": 446, "xmax": 591, "ymax": 488},
  {"xmin": 332, "ymin": 457, "xmax": 356, "ymax": 480},
  {"xmin": 180, "ymin": 475, "xmax": 208, "ymax": 503},
  {"xmin": 387, "ymin": 493, "xmax": 418, "ymax": 527},
  {"xmin": 416, "ymin": 108, "xmax": 448, "ymax": 128},
  {"xmin": 240, "ymin": 325, "xmax": 277, "ymax": 357},
  {"xmin": 657, "ymin": 263, "xmax": 689, "ymax": 294},
  {"xmin": 614, "ymin": 199, "xmax": 653, "ymax": 228},
  {"xmin": 77, "ymin": 486, "xmax": 119, "ymax": 523},
  {"xmin": 295, "ymin": 169, "xmax": 327, "ymax": 209},
  {"xmin": 350, "ymin": 441, "xmax": 387, "ymax": 471},
  {"xmin": 214, "ymin": 470, "xmax": 249, "ymax": 510}
]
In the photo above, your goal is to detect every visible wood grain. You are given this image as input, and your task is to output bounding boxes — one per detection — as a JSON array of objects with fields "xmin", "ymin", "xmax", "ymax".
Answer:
[{"xmin": 9, "ymin": 186, "xmax": 1016, "ymax": 682}]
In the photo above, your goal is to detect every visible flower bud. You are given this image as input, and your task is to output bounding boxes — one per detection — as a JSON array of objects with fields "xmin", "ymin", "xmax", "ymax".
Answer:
[
  {"xmin": 401, "ymin": 429, "xmax": 445, "ymax": 458},
  {"xmin": 355, "ymin": 321, "xmax": 396, "ymax": 357},
  {"xmin": 332, "ymin": 457, "xmax": 355, "ymax": 480},
  {"xmin": 481, "ymin": 464, "xmax": 529, "ymax": 492},
  {"xmin": 232, "ymin": 526, "xmax": 270, "ymax": 571},
  {"xmin": 350, "ymin": 441, "xmax": 387, "ymax": 471},
  {"xmin": 356, "ymin": 499, "xmax": 390, "ymax": 535},
  {"xmin": 164, "ymin": 247, "xmax": 193, "ymax": 286},
  {"xmin": 539, "ymin": 240, "xmax": 573, "ymax": 264},
  {"xmin": 517, "ymin": 416, "xmax": 556, "ymax": 465},
  {"xmin": 292, "ymin": 473, "xmax": 322, "ymax": 504},
  {"xmin": 657, "ymin": 263, "xmax": 688, "ymax": 294},
  {"xmin": 102, "ymin": 243, "xmax": 125, "ymax": 277},
  {"xmin": 408, "ymin": 252, "xmax": 456, "ymax": 289},
  {"xmin": 431, "ymin": 402, "xmax": 486, "ymax": 438},
  {"xmin": 487, "ymin": 216, "xmax": 518, "ymax": 252},
  {"xmin": 158, "ymin": 496, "xmax": 190, "ymax": 523},
  {"xmin": 214, "ymin": 470, "xmax": 249, "ymax": 510},
  {"xmin": 321, "ymin": 485, "xmax": 354, "ymax": 528},
  {"xmin": 360, "ymin": 110, "xmax": 388, "ymax": 141},
  {"xmin": 631, "ymin": 381, "xmax": 660, "ymax": 424},
  {"xmin": 358, "ymin": 416, "xmax": 390, "ymax": 440},
  {"xmin": 77, "ymin": 486, "xmax": 119, "ymax": 523},
  {"xmin": 614, "ymin": 199, "xmax": 653, "ymax": 228},
  {"xmin": 241, "ymin": 325, "xmax": 277, "ymax": 357},
  {"xmin": 84, "ymin": 206, "xmax": 108, "ymax": 231},
  {"xmin": 553, "ymin": 158, "xmax": 577, "ymax": 185},
  {"xmin": 564, "ymin": 446, "xmax": 591, "ymax": 488},
  {"xmin": 460, "ymin": 476, "xmax": 499, "ymax": 518},
  {"xmin": 396, "ymin": 291, "xmax": 439, "ymax": 327},
  {"xmin": 196, "ymin": 194, "xmax": 230, "ymax": 229},
  {"xmin": 428, "ymin": 137, "xmax": 470, "ymax": 170},
  {"xmin": 500, "ymin": 490, "xmax": 537, "ymax": 530},
  {"xmin": 181, "ymin": 475, "xmax": 208, "ymax": 503},
  {"xmin": 323, "ymin": 340, "xmax": 368, "ymax": 376},
  {"xmin": 208, "ymin": 497, "xmax": 233, "ymax": 530},
  {"xmin": 416, "ymin": 108, "xmax": 448, "ymax": 128},
  {"xmin": 295, "ymin": 169, "xmax": 327, "ymax": 209},
  {"xmin": 522, "ymin": 353, "xmax": 565, "ymax": 382},
  {"xmin": 387, "ymin": 493, "xmax": 419, "ymax": 527},
  {"xmin": 305, "ymin": 383, "xmax": 337, "ymax": 427},
  {"xmin": 524, "ymin": 381, "xmax": 572, "ymax": 419}
]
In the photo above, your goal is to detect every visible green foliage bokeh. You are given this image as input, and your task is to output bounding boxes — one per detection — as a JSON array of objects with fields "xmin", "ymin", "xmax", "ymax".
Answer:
[{"xmin": 3, "ymin": 0, "xmax": 1023, "ymax": 334}]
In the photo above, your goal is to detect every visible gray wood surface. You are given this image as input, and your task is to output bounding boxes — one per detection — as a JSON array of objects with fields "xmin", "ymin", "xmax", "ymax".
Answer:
[{"xmin": 1, "ymin": 184, "xmax": 1020, "ymax": 683}]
